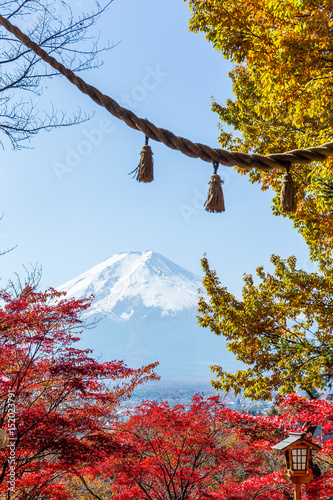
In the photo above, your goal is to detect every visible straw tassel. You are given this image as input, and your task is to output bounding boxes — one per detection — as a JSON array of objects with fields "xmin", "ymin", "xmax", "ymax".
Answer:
[
  {"xmin": 280, "ymin": 163, "xmax": 296, "ymax": 213},
  {"xmin": 136, "ymin": 135, "xmax": 154, "ymax": 183},
  {"xmin": 205, "ymin": 162, "xmax": 225, "ymax": 213}
]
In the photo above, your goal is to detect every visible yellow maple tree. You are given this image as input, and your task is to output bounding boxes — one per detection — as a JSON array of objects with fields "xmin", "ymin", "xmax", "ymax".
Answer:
[
  {"xmin": 188, "ymin": 0, "xmax": 333, "ymax": 268},
  {"xmin": 198, "ymin": 254, "xmax": 333, "ymax": 400}
]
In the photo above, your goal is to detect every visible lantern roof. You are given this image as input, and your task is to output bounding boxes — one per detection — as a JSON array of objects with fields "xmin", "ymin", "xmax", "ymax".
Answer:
[{"xmin": 272, "ymin": 433, "xmax": 322, "ymax": 452}]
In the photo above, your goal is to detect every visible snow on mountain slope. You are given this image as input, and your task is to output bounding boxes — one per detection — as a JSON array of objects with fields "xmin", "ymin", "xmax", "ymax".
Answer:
[
  {"xmin": 57, "ymin": 251, "xmax": 202, "ymax": 319},
  {"xmin": 57, "ymin": 251, "xmax": 240, "ymax": 382}
]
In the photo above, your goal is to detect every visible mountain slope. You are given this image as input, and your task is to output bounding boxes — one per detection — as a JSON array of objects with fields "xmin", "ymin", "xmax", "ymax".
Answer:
[
  {"xmin": 58, "ymin": 251, "xmax": 238, "ymax": 381},
  {"xmin": 58, "ymin": 250, "xmax": 201, "ymax": 320}
]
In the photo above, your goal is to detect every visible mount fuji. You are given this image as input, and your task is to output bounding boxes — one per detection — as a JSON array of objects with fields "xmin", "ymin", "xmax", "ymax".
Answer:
[{"xmin": 58, "ymin": 251, "xmax": 236, "ymax": 382}]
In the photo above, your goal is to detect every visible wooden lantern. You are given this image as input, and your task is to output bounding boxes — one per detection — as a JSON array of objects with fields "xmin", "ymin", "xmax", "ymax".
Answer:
[
  {"xmin": 0, "ymin": 429, "xmax": 8, "ymax": 449},
  {"xmin": 272, "ymin": 432, "xmax": 321, "ymax": 500}
]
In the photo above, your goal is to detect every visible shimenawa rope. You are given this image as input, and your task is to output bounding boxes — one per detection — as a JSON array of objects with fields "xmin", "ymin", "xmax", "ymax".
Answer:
[{"xmin": 0, "ymin": 14, "xmax": 333, "ymax": 176}]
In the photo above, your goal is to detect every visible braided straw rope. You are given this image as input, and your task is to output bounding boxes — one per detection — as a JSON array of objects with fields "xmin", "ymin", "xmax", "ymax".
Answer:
[{"xmin": 1, "ymin": 14, "xmax": 333, "ymax": 172}]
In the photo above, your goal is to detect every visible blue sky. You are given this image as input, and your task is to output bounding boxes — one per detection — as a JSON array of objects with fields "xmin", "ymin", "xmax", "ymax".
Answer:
[{"xmin": 0, "ymin": 0, "xmax": 312, "ymax": 295}]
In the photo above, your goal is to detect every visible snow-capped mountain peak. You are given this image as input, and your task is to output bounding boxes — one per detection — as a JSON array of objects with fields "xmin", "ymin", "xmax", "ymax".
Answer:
[{"xmin": 57, "ymin": 251, "xmax": 202, "ymax": 319}]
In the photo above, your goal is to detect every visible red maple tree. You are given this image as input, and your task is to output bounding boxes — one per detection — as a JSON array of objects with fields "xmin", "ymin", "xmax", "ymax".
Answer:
[
  {"xmin": 100, "ymin": 395, "xmax": 290, "ymax": 500},
  {"xmin": 99, "ymin": 394, "xmax": 333, "ymax": 500},
  {"xmin": 0, "ymin": 284, "xmax": 159, "ymax": 499},
  {"xmin": 2, "ymin": 282, "xmax": 333, "ymax": 499}
]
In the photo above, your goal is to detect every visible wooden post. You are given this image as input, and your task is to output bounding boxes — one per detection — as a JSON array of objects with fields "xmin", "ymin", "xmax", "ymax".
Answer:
[{"xmin": 294, "ymin": 483, "xmax": 301, "ymax": 500}]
